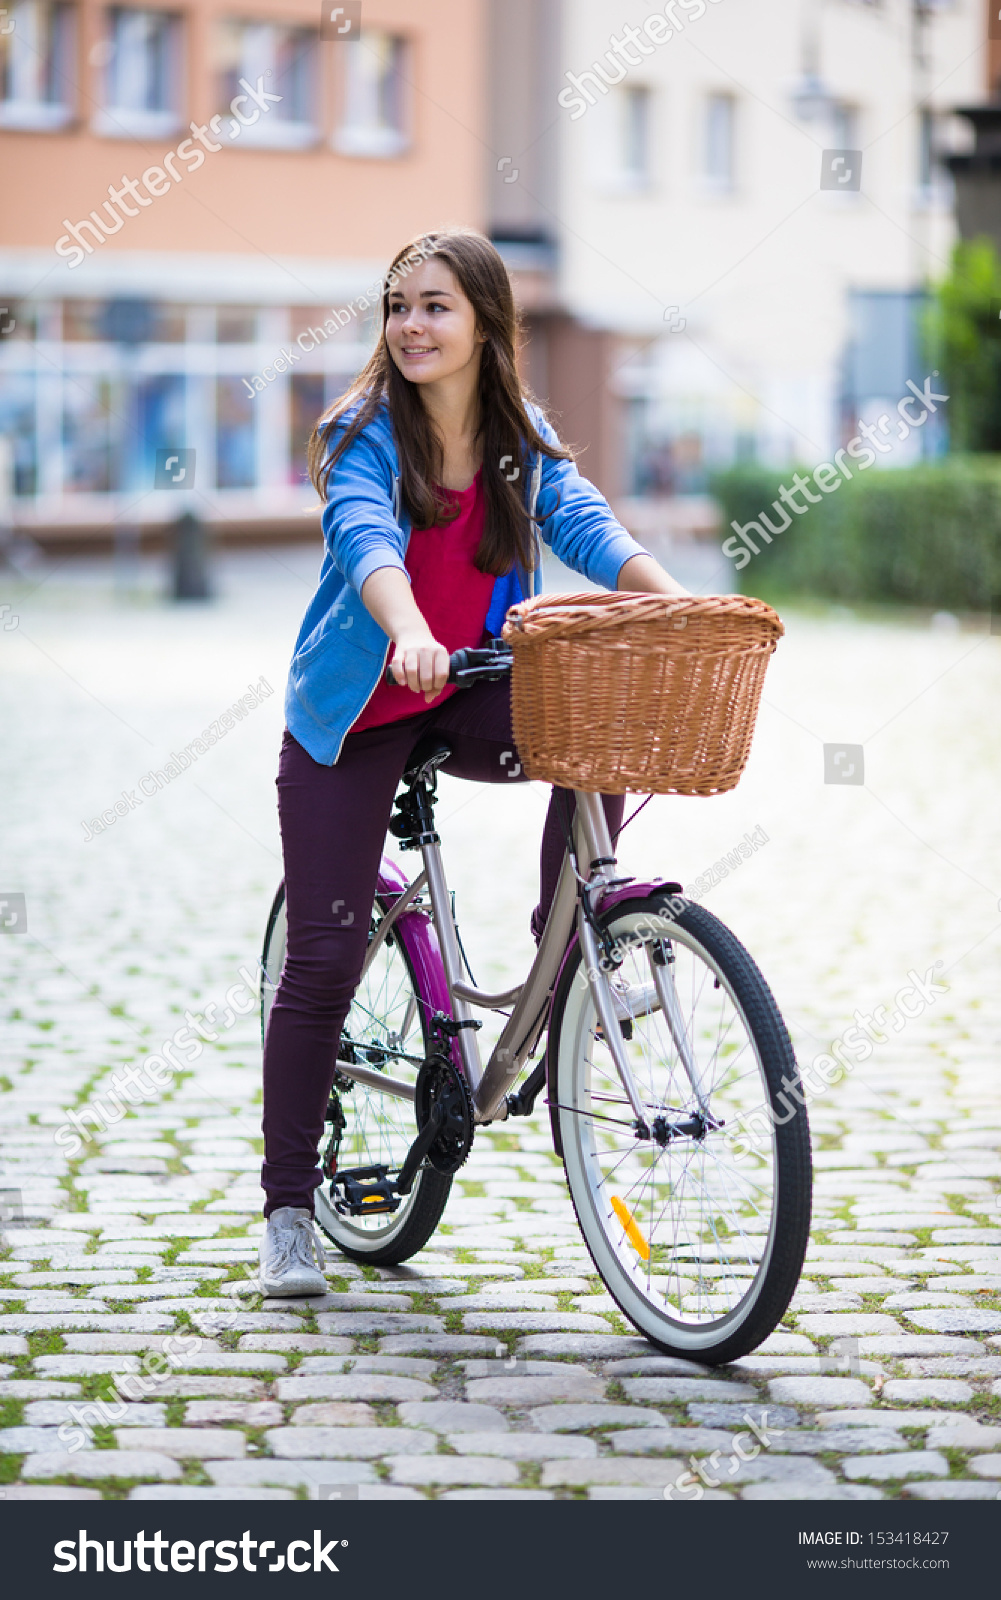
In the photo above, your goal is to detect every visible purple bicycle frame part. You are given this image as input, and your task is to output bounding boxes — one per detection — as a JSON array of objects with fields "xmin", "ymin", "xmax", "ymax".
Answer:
[
  {"xmin": 377, "ymin": 857, "xmax": 685, "ymax": 1133},
  {"xmin": 376, "ymin": 855, "xmax": 463, "ymax": 1074}
]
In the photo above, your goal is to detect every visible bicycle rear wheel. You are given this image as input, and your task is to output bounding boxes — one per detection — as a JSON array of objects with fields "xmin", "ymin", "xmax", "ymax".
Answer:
[
  {"xmin": 261, "ymin": 883, "xmax": 451, "ymax": 1264},
  {"xmin": 549, "ymin": 890, "xmax": 811, "ymax": 1364}
]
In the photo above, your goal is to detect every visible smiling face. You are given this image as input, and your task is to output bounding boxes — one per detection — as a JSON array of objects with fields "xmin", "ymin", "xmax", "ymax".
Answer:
[{"xmin": 385, "ymin": 257, "xmax": 485, "ymax": 389}]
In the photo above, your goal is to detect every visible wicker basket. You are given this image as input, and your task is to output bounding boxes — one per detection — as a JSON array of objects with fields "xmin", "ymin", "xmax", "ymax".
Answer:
[{"xmin": 501, "ymin": 591, "xmax": 784, "ymax": 796}]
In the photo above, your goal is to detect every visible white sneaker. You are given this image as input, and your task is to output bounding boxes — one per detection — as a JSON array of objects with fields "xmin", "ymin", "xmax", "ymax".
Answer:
[{"xmin": 259, "ymin": 1206, "xmax": 328, "ymax": 1297}]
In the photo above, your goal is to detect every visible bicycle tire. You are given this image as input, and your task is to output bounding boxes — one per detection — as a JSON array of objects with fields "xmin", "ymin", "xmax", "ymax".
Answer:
[
  {"xmin": 260, "ymin": 882, "xmax": 452, "ymax": 1265},
  {"xmin": 549, "ymin": 890, "xmax": 811, "ymax": 1364}
]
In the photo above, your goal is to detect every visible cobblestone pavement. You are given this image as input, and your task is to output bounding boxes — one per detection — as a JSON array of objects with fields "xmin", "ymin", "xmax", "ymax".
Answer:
[{"xmin": 1, "ymin": 550, "xmax": 999, "ymax": 1502}]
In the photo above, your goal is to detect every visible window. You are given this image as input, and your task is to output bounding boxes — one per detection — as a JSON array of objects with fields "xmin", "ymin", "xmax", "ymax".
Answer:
[
  {"xmin": 216, "ymin": 376, "xmax": 256, "ymax": 489},
  {"xmin": 215, "ymin": 19, "xmax": 316, "ymax": 148},
  {"xmin": 704, "ymin": 92, "xmax": 735, "ymax": 191},
  {"xmin": 95, "ymin": 8, "xmax": 181, "ymax": 139},
  {"xmin": 0, "ymin": 1, "xmax": 74, "ymax": 131},
  {"xmin": 217, "ymin": 308, "xmax": 257, "ymax": 343},
  {"xmin": 622, "ymin": 86, "xmax": 651, "ymax": 185},
  {"xmin": 62, "ymin": 375, "xmax": 115, "ymax": 492},
  {"xmin": 139, "ymin": 372, "xmax": 185, "ymax": 485},
  {"xmin": 335, "ymin": 30, "xmax": 408, "ymax": 158},
  {"xmin": 0, "ymin": 374, "xmax": 37, "ymax": 496}
]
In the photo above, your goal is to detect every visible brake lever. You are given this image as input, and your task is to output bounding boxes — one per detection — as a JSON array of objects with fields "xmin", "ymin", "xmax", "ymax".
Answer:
[{"xmin": 384, "ymin": 647, "xmax": 513, "ymax": 689}]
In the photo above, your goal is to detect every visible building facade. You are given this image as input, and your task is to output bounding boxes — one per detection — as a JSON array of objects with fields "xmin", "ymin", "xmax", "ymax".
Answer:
[
  {"xmin": 488, "ymin": 0, "xmax": 984, "ymax": 501},
  {"xmin": 0, "ymin": 0, "xmax": 991, "ymax": 544},
  {"xmin": 0, "ymin": 0, "xmax": 486, "ymax": 541}
]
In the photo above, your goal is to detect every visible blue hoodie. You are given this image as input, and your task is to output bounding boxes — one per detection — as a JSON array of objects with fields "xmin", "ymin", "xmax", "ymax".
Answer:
[{"xmin": 284, "ymin": 398, "xmax": 646, "ymax": 764}]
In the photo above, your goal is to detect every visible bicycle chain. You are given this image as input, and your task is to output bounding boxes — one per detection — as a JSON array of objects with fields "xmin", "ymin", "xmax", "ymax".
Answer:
[{"xmin": 414, "ymin": 1054, "xmax": 474, "ymax": 1175}]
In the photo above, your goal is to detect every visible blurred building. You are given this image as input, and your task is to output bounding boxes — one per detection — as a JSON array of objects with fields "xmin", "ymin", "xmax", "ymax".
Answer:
[
  {"xmin": 946, "ymin": 5, "xmax": 1001, "ymax": 258},
  {"xmin": 488, "ymin": 0, "xmax": 983, "ymax": 503},
  {"xmin": 0, "ymin": 0, "xmax": 486, "ymax": 543},
  {"xmin": 0, "ymin": 0, "xmax": 989, "ymax": 547}
]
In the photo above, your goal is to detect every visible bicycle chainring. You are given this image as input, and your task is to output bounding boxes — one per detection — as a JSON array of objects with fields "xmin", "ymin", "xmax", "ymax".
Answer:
[{"xmin": 414, "ymin": 1054, "xmax": 474, "ymax": 1176}]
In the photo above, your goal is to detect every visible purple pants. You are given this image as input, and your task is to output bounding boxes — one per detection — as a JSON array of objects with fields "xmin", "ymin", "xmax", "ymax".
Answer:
[{"xmin": 261, "ymin": 678, "xmax": 624, "ymax": 1214}]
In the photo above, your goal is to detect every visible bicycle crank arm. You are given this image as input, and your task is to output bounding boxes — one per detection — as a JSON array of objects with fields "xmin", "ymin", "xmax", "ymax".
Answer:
[
  {"xmin": 578, "ymin": 916, "xmax": 651, "ymax": 1134},
  {"xmin": 395, "ymin": 1098, "xmax": 447, "ymax": 1196}
]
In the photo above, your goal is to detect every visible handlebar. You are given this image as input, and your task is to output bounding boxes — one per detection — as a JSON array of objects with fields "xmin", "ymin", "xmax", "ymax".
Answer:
[{"xmin": 384, "ymin": 640, "xmax": 513, "ymax": 689}]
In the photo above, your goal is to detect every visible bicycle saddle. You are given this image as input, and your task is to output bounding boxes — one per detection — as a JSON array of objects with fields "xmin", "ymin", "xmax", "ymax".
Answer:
[{"xmin": 402, "ymin": 734, "xmax": 452, "ymax": 787}]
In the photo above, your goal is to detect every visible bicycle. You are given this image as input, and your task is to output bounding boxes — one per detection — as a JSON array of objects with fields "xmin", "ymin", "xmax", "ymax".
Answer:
[{"xmin": 261, "ymin": 639, "xmax": 812, "ymax": 1365}]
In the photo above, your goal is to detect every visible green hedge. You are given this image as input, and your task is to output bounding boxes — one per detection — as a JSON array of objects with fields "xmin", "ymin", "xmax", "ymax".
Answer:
[{"xmin": 710, "ymin": 457, "xmax": 1001, "ymax": 610}]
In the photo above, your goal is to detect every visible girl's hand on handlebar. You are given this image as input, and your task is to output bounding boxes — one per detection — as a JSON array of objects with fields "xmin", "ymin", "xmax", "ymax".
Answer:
[{"xmin": 390, "ymin": 631, "xmax": 451, "ymax": 701}]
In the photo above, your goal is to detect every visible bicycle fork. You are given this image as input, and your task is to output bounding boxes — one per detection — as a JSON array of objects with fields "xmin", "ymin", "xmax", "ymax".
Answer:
[
  {"xmin": 573, "ymin": 793, "xmax": 713, "ymax": 1134},
  {"xmin": 573, "ymin": 793, "xmax": 653, "ymax": 1133}
]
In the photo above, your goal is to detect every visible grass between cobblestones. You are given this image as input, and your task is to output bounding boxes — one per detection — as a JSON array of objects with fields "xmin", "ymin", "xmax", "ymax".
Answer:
[
  {"xmin": 2, "ymin": 585, "xmax": 1000, "ymax": 1500},
  {"xmin": 0, "ymin": 1453, "xmax": 26, "ymax": 1484}
]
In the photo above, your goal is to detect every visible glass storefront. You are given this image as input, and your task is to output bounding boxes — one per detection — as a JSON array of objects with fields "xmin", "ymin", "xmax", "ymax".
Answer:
[{"xmin": 0, "ymin": 297, "xmax": 364, "ymax": 523}]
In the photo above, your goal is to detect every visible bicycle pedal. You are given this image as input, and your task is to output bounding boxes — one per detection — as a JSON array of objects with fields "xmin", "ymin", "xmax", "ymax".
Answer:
[{"xmin": 330, "ymin": 1164, "xmax": 401, "ymax": 1216}]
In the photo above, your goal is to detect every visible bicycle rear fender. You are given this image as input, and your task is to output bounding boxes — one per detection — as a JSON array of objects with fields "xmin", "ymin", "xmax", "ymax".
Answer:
[
  {"xmin": 377, "ymin": 855, "xmax": 463, "ymax": 1074},
  {"xmin": 545, "ymin": 878, "xmax": 685, "ymax": 1157}
]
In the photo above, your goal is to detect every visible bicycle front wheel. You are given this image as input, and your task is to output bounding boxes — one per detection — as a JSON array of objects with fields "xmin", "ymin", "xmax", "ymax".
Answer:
[
  {"xmin": 261, "ymin": 882, "xmax": 451, "ymax": 1264},
  {"xmin": 549, "ymin": 891, "xmax": 811, "ymax": 1364}
]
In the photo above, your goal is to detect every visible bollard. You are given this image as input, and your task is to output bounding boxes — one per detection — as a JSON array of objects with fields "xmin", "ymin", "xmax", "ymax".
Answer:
[{"xmin": 171, "ymin": 510, "xmax": 213, "ymax": 601}]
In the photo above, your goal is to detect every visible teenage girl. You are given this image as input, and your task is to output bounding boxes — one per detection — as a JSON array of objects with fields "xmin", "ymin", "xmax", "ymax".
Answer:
[{"xmin": 259, "ymin": 229, "xmax": 688, "ymax": 1293}]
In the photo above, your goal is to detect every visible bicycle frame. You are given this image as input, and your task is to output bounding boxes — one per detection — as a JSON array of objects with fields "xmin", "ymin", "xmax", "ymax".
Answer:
[{"xmin": 333, "ymin": 788, "xmax": 665, "ymax": 1129}]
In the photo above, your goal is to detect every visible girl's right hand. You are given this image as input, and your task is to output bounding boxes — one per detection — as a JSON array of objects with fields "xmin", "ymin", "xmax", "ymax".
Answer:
[{"xmin": 390, "ymin": 631, "xmax": 451, "ymax": 701}]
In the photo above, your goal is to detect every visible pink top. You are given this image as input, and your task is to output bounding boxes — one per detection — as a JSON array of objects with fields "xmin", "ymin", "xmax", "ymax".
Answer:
[{"xmin": 351, "ymin": 469, "xmax": 494, "ymax": 732}]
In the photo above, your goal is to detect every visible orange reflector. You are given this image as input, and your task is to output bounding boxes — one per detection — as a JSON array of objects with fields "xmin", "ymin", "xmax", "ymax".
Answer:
[
  {"xmin": 610, "ymin": 1196, "xmax": 650, "ymax": 1260},
  {"xmin": 361, "ymin": 1196, "xmax": 382, "ymax": 1205}
]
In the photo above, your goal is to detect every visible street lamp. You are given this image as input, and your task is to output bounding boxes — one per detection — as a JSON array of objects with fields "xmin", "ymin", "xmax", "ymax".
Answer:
[{"xmin": 790, "ymin": 0, "xmax": 837, "ymax": 123}]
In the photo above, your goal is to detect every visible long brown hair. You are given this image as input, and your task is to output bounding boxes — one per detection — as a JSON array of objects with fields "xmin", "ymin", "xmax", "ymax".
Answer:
[{"xmin": 307, "ymin": 228, "xmax": 571, "ymax": 577}]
